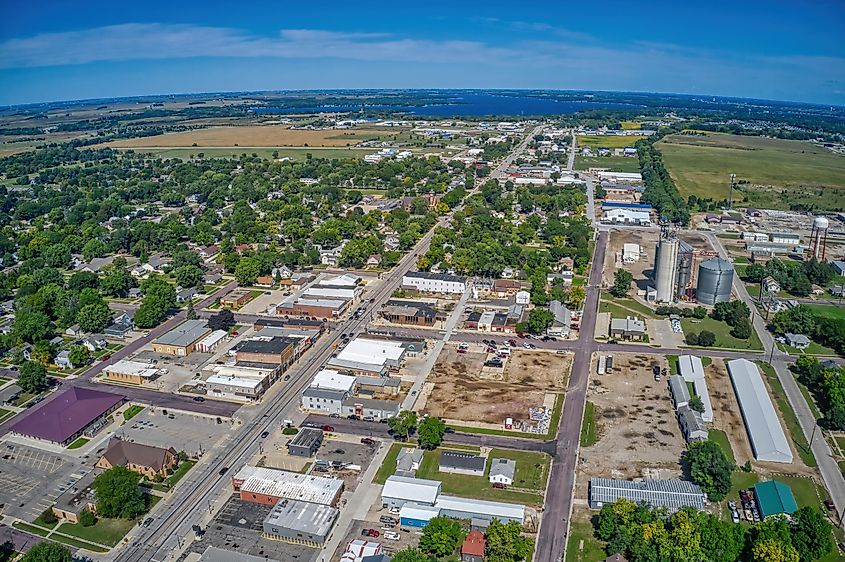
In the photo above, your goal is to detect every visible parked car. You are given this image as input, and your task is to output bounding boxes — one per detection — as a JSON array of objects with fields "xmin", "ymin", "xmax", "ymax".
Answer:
[
  {"xmin": 361, "ymin": 438, "xmax": 375, "ymax": 445},
  {"xmin": 261, "ymin": 431, "xmax": 269, "ymax": 438},
  {"xmin": 218, "ymin": 467, "xmax": 229, "ymax": 475},
  {"xmin": 361, "ymin": 529, "xmax": 379, "ymax": 537},
  {"xmin": 384, "ymin": 531, "xmax": 400, "ymax": 540},
  {"xmin": 492, "ymin": 482, "xmax": 505, "ymax": 489},
  {"xmin": 379, "ymin": 516, "xmax": 396, "ymax": 524},
  {"xmin": 192, "ymin": 396, "xmax": 205, "ymax": 402},
  {"xmin": 444, "ymin": 427, "xmax": 455, "ymax": 434},
  {"xmin": 320, "ymin": 425, "xmax": 335, "ymax": 432},
  {"xmin": 100, "ymin": 354, "xmax": 111, "ymax": 361},
  {"xmin": 142, "ymin": 517, "xmax": 153, "ymax": 528},
  {"xmin": 347, "ymin": 415, "xmax": 361, "ymax": 421},
  {"xmin": 825, "ymin": 499, "xmax": 836, "ymax": 511}
]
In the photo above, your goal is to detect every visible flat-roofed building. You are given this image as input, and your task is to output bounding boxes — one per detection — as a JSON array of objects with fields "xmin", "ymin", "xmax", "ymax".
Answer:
[
  {"xmin": 233, "ymin": 466, "xmax": 344, "ymax": 506},
  {"xmin": 288, "ymin": 428, "xmax": 324, "ymax": 457},
  {"xmin": 310, "ymin": 369, "xmax": 356, "ymax": 394},
  {"xmin": 341, "ymin": 396, "xmax": 400, "ymax": 420},
  {"xmin": 277, "ymin": 298, "xmax": 349, "ymax": 319},
  {"xmin": 381, "ymin": 300, "xmax": 440, "ymax": 326},
  {"xmin": 301, "ymin": 387, "xmax": 348, "ymax": 415},
  {"xmin": 103, "ymin": 360, "xmax": 159, "ymax": 385},
  {"xmin": 262, "ymin": 498, "xmax": 339, "ymax": 547},
  {"xmin": 196, "ymin": 329, "xmax": 228, "ymax": 353},
  {"xmin": 589, "ymin": 477, "xmax": 705, "ymax": 512},
  {"xmin": 220, "ymin": 290, "xmax": 252, "ymax": 308},
  {"xmin": 381, "ymin": 475, "xmax": 441, "ymax": 509},
  {"xmin": 254, "ymin": 317, "xmax": 324, "ymax": 332},
  {"xmin": 355, "ymin": 376, "xmax": 401, "ymax": 396},
  {"xmin": 402, "ymin": 271, "xmax": 467, "ymax": 294},
  {"xmin": 152, "ymin": 319, "xmax": 211, "ymax": 356},
  {"xmin": 235, "ymin": 336, "xmax": 296, "ymax": 366},
  {"xmin": 206, "ymin": 374, "xmax": 266, "ymax": 402},
  {"xmin": 52, "ymin": 470, "xmax": 97, "ymax": 523},
  {"xmin": 332, "ymin": 337, "xmax": 406, "ymax": 370}
]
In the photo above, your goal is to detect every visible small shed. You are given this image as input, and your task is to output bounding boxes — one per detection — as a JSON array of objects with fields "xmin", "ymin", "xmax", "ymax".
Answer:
[{"xmin": 754, "ymin": 480, "xmax": 797, "ymax": 520}]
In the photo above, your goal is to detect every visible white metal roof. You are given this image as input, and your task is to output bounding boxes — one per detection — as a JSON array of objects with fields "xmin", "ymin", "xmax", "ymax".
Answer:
[
  {"xmin": 435, "ymin": 494, "xmax": 525, "ymax": 522},
  {"xmin": 206, "ymin": 375, "xmax": 262, "ymax": 390},
  {"xmin": 399, "ymin": 503, "xmax": 441, "ymax": 521},
  {"xmin": 198, "ymin": 329, "xmax": 227, "ymax": 349},
  {"xmin": 678, "ymin": 355, "xmax": 713, "ymax": 423},
  {"xmin": 320, "ymin": 273, "xmax": 361, "ymax": 287},
  {"xmin": 727, "ymin": 359, "xmax": 793, "ymax": 463},
  {"xmin": 336, "ymin": 338, "xmax": 405, "ymax": 366},
  {"xmin": 235, "ymin": 466, "xmax": 343, "ymax": 505},
  {"xmin": 311, "ymin": 369, "xmax": 356, "ymax": 393},
  {"xmin": 382, "ymin": 475, "xmax": 441, "ymax": 504},
  {"xmin": 105, "ymin": 360, "xmax": 158, "ymax": 378}
]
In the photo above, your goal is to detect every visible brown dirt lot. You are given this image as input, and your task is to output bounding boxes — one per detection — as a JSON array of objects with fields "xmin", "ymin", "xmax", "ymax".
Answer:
[
  {"xmin": 605, "ymin": 228, "xmax": 658, "ymax": 289},
  {"xmin": 580, "ymin": 352, "xmax": 686, "ymax": 487},
  {"xmin": 706, "ymin": 359, "xmax": 755, "ymax": 465},
  {"xmin": 102, "ymin": 125, "xmax": 408, "ymax": 148},
  {"xmin": 422, "ymin": 345, "xmax": 572, "ymax": 424}
]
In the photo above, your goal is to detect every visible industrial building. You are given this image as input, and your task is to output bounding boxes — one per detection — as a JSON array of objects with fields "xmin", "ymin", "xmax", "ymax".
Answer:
[
  {"xmin": 327, "ymin": 337, "xmax": 406, "ymax": 375},
  {"xmin": 439, "ymin": 451, "xmax": 486, "ymax": 476},
  {"xmin": 603, "ymin": 208, "xmax": 651, "ymax": 226},
  {"xmin": 678, "ymin": 355, "xmax": 713, "ymax": 422},
  {"xmin": 654, "ymin": 227, "xmax": 679, "ymax": 302},
  {"xmin": 287, "ymin": 427, "xmax": 324, "ymax": 457},
  {"xmin": 103, "ymin": 360, "xmax": 159, "ymax": 385},
  {"xmin": 402, "ymin": 271, "xmax": 467, "ymax": 294},
  {"xmin": 609, "ymin": 317, "xmax": 646, "ymax": 340},
  {"xmin": 262, "ymin": 498, "xmax": 338, "ymax": 547},
  {"xmin": 151, "ymin": 319, "xmax": 211, "ymax": 356},
  {"xmin": 588, "ymin": 477, "xmax": 706, "ymax": 512},
  {"xmin": 381, "ymin": 475, "xmax": 525, "ymax": 524},
  {"xmin": 727, "ymin": 359, "xmax": 793, "ymax": 463},
  {"xmin": 696, "ymin": 258, "xmax": 734, "ymax": 305},
  {"xmin": 622, "ymin": 243, "xmax": 641, "ymax": 263},
  {"xmin": 754, "ymin": 481, "xmax": 798, "ymax": 520},
  {"xmin": 232, "ymin": 466, "xmax": 344, "ymax": 506},
  {"xmin": 309, "ymin": 369, "xmax": 356, "ymax": 393}
]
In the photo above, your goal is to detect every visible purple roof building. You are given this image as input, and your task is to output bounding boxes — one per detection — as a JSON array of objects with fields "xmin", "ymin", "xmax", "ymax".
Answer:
[{"xmin": 10, "ymin": 387, "xmax": 125, "ymax": 446}]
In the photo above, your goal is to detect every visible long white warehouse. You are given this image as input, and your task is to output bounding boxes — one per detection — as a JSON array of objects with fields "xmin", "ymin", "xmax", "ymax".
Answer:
[{"xmin": 727, "ymin": 359, "xmax": 793, "ymax": 463}]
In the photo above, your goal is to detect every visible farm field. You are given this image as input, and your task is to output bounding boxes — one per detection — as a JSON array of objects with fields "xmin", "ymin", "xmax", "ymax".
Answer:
[
  {"xmin": 109, "ymin": 146, "xmax": 373, "ymax": 161},
  {"xmin": 578, "ymin": 134, "xmax": 645, "ymax": 148},
  {"xmin": 103, "ymin": 125, "xmax": 409, "ymax": 148},
  {"xmin": 657, "ymin": 133, "xmax": 845, "ymax": 210}
]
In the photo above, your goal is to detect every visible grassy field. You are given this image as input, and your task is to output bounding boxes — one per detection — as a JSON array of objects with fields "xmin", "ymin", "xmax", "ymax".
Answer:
[
  {"xmin": 657, "ymin": 133, "xmax": 845, "ymax": 210},
  {"xmin": 415, "ymin": 450, "xmax": 544, "ymax": 505},
  {"xmin": 123, "ymin": 405, "xmax": 144, "ymax": 421},
  {"xmin": 486, "ymin": 448, "xmax": 551, "ymax": 491},
  {"xmin": 600, "ymin": 293, "xmax": 657, "ymax": 318},
  {"xmin": 807, "ymin": 304, "xmax": 845, "ymax": 321},
  {"xmin": 60, "ymin": 517, "xmax": 135, "ymax": 547},
  {"xmin": 757, "ymin": 362, "xmax": 817, "ymax": 468},
  {"xmin": 374, "ymin": 443, "xmax": 415, "ymax": 485},
  {"xmin": 580, "ymin": 401, "xmax": 600, "ymax": 447},
  {"xmin": 0, "ymin": 407, "xmax": 14, "ymax": 424},
  {"xmin": 708, "ymin": 429, "xmax": 736, "ymax": 465},
  {"xmin": 574, "ymin": 155, "xmax": 641, "ymax": 173},
  {"xmin": 566, "ymin": 520, "xmax": 606, "ymax": 562},
  {"xmin": 578, "ymin": 135, "xmax": 645, "ymax": 148},
  {"xmin": 67, "ymin": 437, "xmax": 90, "ymax": 450},
  {"xmin": 680, "ymin": 316, "xmax": 763, "ymax": 351},
  {"xmin": 620, "ymin": 121, "xmax": 642, "ymax": 130}
]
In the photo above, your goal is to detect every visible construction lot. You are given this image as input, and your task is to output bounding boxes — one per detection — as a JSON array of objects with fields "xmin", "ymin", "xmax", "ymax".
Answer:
[
  {"xmin": 419, "ymin": 344, "xmax": 571, "ymax": 426},
  {"xmin": 579, "ymin": 352, "xmax": 686, "ymax": 492}
]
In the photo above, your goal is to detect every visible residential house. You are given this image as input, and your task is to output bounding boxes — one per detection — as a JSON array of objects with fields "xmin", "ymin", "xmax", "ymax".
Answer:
[
  {"xmin": 55, "ymin": 350, "xmax": 73, "ymax": 370},
  {"xmin": 104, "ymin": 312, "xmax": 134, "ymax": 338},
  {"xmin": 82, "ymin": 335, "xmax": 107, "ymax": 353},
  {"xmin": 439, "ymin": 451, "xmax": 485, "ymax": 476},
  {"xmin": 395, "ymin": 448, "xmax": 424, "ymax": 477},
  {"xmin": 461, "ymin": 530, "xmax": 486, "ymax": 562},
  {"xmin": 548, "ymin": 300, "xmax": 572, "ymax": 337},
  {"xmin": 785, "ymin": 333, "xmax": 811, "ymax": 350},
  {"xmin": 762, "ymin": 276, "xmax": 781, "ymax": 294},
  {"xmin": 176, "ymin": 287, "xmax": 197, "ymax": 303},
  {"xmin": 96, "ymin": 437, "xmax": 178, "ymax": 479},
  {"xmin": 65, "ymin": 324, "xmax": 83, "ymax": 337},
  {"xmin": 489, "ymin": 458, "xmax": 516, "ymax": 486},
  {"xmin": 609, "ymin": 317, "xmax": 646, "ymax": 341}
]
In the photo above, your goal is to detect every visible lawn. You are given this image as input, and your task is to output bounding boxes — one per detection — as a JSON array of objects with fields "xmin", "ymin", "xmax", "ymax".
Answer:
[
  {"xmin": 67, "ymin": 437, "xmax": 90, "ymax": 450},
  {"xmin": 12, "ymin": 521, "xmax": 107, "ymax": 553},
  {"xmin": 708, "ymin": 429, "xmax": 736, "ymax": 465},
  {"xmin": 600, "ymin": 292, "xmax": 657, "ymax": 318},
  {"xmin": 575, "ymin": 155, "xmax": 641, "ymax": 173},
  {"xmin": 566, "ymin": 519, "xmax": 606, "ymax": 562},
  {"xmin": 166, "ymin": 460, "xmax": 195, "ymax": 487},
  {"xmin": 374, "ymin": 443, "xmax": 415, "ymax": 485},
  {"xmin": 806, "ymin": 304, "xmax": 845, "ymax": 322},
  {"xmin": 580, "ymin": 401, "xmax": 600, "ymax": 447},
  {"xmin": 656, "ymin": 133, "xmax": 845, "ymax": 211},
  {"xmin": 0, "ymin": 408, "xmax": 14, "ymax": 424},
  {"xmin": 680, "ymin": 316, "xmax": 763, "ymax": 351},
  {"xmin": 123, "ymin": 405, "xmax": 145, "ymax": 421},
  {"xmin": 486, "ymin": 448, "xmax": 551, "ymax": 492},
  {"xmin": 757, "ymin": 362, "xmax": 817, "ymax": 468},
  {"xmin": 415, "ymin": 450, "xmax": 544, "ymax": 506},
  {"xmin": 60, "ymin": 516, "xmax": 135, "ymax": 547},
  {"xmin": 578, "ymin": 135, "xmax": 645, "ymax": 149}
]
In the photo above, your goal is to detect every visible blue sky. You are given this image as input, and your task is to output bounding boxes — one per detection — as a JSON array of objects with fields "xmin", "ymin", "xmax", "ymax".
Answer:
[{"xmin": 1, "ymin": 0, "xmax": 844, "ymax": 106}]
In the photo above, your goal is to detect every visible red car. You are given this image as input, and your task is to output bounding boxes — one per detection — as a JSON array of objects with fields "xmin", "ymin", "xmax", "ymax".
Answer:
[
  {"xmin": 100, "ymin": 354, "xmax": 111, "ymax": 361},
  {"xmin": 492, "ymin": 482, "xmax": 506, "ymax": 489},
  {"xmin": 320, "ymin": 425, "xmax": 335, "ymax": 432},
  {"xmin": 361, "ymin": 529, "xmax": 379, "ymax": 537}
]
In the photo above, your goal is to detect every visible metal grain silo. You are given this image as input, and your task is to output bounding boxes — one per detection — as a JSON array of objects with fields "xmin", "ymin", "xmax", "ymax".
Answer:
[
  {"xmin": 676, "ymin": 240, "xmax": 694, "ymax": 298},
  {"xmin": 696, "ymin": 258, "xmax": 734, "ymax": 305},
  {"xmin": 655, "ymin": 230, "xmax": 679, "ymax": 303}
]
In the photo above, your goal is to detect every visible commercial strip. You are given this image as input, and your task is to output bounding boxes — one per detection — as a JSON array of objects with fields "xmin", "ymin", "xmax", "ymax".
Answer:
[
  {"xmin": 402, "ymin": 271, "xmax": 467, "ymax": 294},
  {"xmin": 103, "ymin": 359, "xmax": 160, "ymax": 385},
  {"xmin": 151, "ymin": 319, "xmax": 211, "ymax": 356},
  {"xmin": 232, "ymin": 465, "xmax": 344, "ymax": 506}
]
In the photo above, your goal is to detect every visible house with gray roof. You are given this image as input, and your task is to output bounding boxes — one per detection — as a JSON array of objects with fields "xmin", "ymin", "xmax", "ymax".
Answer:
[
  {"xmin": 439, "ymin": 451, "xmax": 486, "ymax": 476},
  {"xmin": 396, "ymin": 448, "xmax": 424, "ymax": 477},
  {"xmin": 677, "ymin": 405, "xmax": 708, "ymax": 443},
  {"xmin": 489, "ymin": 458, "xmax": 516, "ymax": 486}
]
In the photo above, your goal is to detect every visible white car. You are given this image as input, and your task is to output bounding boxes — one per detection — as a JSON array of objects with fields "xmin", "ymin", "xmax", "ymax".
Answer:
[{"xmin": 384, "ymin": 531, "xmax": 400, "ymax": 540}]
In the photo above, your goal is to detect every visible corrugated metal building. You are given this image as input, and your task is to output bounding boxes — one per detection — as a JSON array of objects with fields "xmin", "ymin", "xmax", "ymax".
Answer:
[{"xmin": 589, "ymin": 477, "xmax": 706, "ymax": 512}]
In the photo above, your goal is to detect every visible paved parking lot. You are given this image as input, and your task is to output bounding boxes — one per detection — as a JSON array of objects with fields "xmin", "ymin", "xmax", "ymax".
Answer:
[
  {"xmin": 329, "ymin": 518, "xmax": 413, "ymax": 561},
  {"xmin": 183, "ymin": 495, "xmax": 319, "ymax": 562},
  {"xmin": 116, "ymin": 409, "xmax": 232, "ymax": 457},
  {"xmin": 314, "ymin": 439, "xmax": 378, "ymax": 493},
  {"xmin": 0, "ymin": 442, "xmax": 86, "ymax": 520}
]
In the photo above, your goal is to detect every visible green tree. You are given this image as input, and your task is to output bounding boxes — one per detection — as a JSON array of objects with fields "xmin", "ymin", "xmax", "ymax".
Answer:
[
  {"xmin": 82, "ymin": 239, "xmax": 108, "ymax": 261},
  {"xmin": 18, "ymin": 361, "xmax": 48, "ymax": 393},
  {"xmin": 388, "ymin": 410, "xmax": 418, "ymax": 440},
  {"xmin": 234, "ymin": 257, "xmax": 261, "ymax": 286},
  {"xmin": 684, "ymin": 440, "xmax": 733, "ymax": 501},
  {"xmin": 689, "ymin": 395, "xmax": 705, "ymax": 413},
  {"xmin": 68, "ymin": 345, "xmax": 92, "ymax": 368},
  {"xmin": 527, "ymin": 308, "xmax": 555, "ymax": 334},
  {"xmin": 751, "ymin": 538, "xmax": 799, "ymax": 562},
  {"xmin": 68, "ymin": 270, "xmax": 100, "ymax": 292},
  {"xmin": 418, "ymin": 416, "xmax": 446, "ymax": 450},
  {"xmin": 172, "ymin": 265, "xmax": 204, "ymax": 288},
  {"xmin": 93, "ymin": 467, "xmax": 146, "ymax": 519},
  {"xmin": 79, "ymin": 509, "xmax": 97, "ymax": 527},
  {"xmin": 13, "ymin": 311, "xmax": 54, "ymax": 344},
  {"xmin": 419, "ymin": 516, "xmax": 465, "ymax": 558},
  {"xmin": 76, "ymin": 302, "xmax": 112, "ymax": 333},
  {"xmin": 697, "ymin": 330, "xmax": 716, "ymax": 347},
  {"xmin": 44, "ymin": 244, "xmax": 71, "ymax": 269},
  {"xmin": 609, "ymin": 269, "xmax": 633, "ymax": 298},
  {"xmin": 20, "ymin": 542, "xmax": 72, "ymax": 562},
  {"xmin": 101, "ymin": 269, "xmax": 134, "ymax": 298},
  {"xmin": 730, "ymin": 317, "xmax": 752, "ymax": 340},
  {"xmin": 485, "ymin": 518, "xmax": 534, "ymax": 562},
  {"xmin": 207, "ymin": 309, "xmax": 235, "ymax": 331},
  {"xmin": 391, "ymin": 548, "xmax": 431, "ymax": 562},
  {"xmin": 791, "ymin": 507, "xmax": 834, "ymax": 562}
]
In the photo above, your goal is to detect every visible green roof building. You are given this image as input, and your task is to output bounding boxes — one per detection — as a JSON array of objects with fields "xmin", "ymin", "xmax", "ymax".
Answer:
[{"xmin": 754, "ymin": 480, "xmax": 798, "ymax": 519}]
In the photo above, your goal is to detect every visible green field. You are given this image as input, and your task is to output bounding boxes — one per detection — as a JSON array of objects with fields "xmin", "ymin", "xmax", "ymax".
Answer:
[
  {"xmin": 578, "ymin": 135, "xmax": 645, "ymax": 148},
  {"xmin": 708, "ymin": 429, "xmax": 736, "ymax": 465},
  {"xmin": 580, "ymin": 401, "xmax": 600, "ymax": 447},
  {"xmin": 60, "ymin": 517, "xmax": 135, "ymax": 547},
  {"xmin": 600, "ymin": 293, "xmax": 657, "ymax": 318},
  {"xmin": 757, "ymin": 362, "xmax": 817, "ymax": 467},
  {"xmin": 0, "ymin": 408, "xmax": 14, "ymax": 424},
  {"xmin": 574, "ymin": 155, "xmax": 641, "ymax": 173},
  {"xmin": 657, "ymin": 133, "xmax": 845, "ymax": 210},
  {"xmin": 486, "ymin": 448, "xmax": 551, "ymax": 491},
  {"xmin": 680, "ymin": 316, "xmax": 763, "ymax": 351},
  {"xmin": 807, "ymin": 304, "xmax": 845, "ymax": 321},
  {"xmin": 566, "ymin": 520, "xmax": 606, "ymax": 562}
]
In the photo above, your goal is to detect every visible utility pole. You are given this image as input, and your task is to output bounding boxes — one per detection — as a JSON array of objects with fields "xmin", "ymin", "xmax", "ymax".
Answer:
[{"xmin": 728, "ymin": 173, "xmax": 736, "ymax": 209}]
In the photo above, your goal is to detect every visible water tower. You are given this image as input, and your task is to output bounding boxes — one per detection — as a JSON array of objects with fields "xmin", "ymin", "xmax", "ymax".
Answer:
[{"xmin": 809, "ymin": 216, "xmax": 829, "ymax": 260}]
